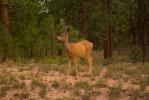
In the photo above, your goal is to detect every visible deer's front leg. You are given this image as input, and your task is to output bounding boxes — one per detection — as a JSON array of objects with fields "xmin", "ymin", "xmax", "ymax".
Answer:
[
  {"xmin": 87, "ymin": 56, "xmax": 93, "ymax": 77},
  {"xmin": 67, "ymin": 58, "xmax": 72, "ymax": 78},
  {"xmin": 74, "ymin": 59, "xmax": 79, "ymax": 79}
]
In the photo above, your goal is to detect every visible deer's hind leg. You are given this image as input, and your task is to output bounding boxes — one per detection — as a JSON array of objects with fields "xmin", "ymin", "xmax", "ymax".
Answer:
[
  {"xmin": 74, "ymin": 58, "xmax": 79, "ymax": 79},
  {"xmin": 67, "ymin": 58, "xmax": 72, "ymax": 78},
  {"xmin": 87, "ymin": 56, "xmax": 93, "ymax": 77}
]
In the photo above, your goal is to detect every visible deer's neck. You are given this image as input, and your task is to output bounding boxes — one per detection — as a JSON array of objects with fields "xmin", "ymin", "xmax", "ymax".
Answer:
[{"xmin": 64, "ymin": 39, "xmax": 70, "ymax": 51}]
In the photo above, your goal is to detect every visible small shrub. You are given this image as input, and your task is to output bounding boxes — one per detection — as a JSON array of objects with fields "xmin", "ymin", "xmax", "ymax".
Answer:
[
  {"xmin": 93, "ymin": 65, "xmax": 102, "ymax": 76},
  {"xmin": 31, "ymin": 79, "xmax": 47, "ymax": 98},
  {"xmin": 74, "ymin": 81, "xmax": 91, "ymax": 91},
  {"xmin": 60, "ymin": 81, "xmax": 71, "ymax": 90},
  {"xmin": 13, "ymin": 92, "xmax": 30, "ymax": 99},
  {"xmin": 39, "ymin": 87, "xmax": 47, "ymax": 98},
  {"xmin": 125, "ymin": 68, "xmax": 138, "ymax": 77},
  {"xmin": 39, "ymin": 64, "xmax": 50, "ymax": 73},
  {"xmin": 137, "ymin": 78, "xmax": 148, "ymax": 91},
  {"xmin": 95, "ymin": 78, "xmax": 107, "ymax": 87},
  {"xmin": 130, "ymin": 90, "xmax": 141, "ymax": 100},
  {"xmin": 18, "ymin": 74, "xmax": 27, "ymax": 80},
  {"xmin": 106, "ymin": 63, "xmax": 126, "ymax": 79},
  {"xmin": 109, "ymin": 84, "xmax": 122, "ymax": 100},
  {"xmin": 31, "ymin": 79, "xmax": 47, "ymax": 88},
  {"xmin": 0, "ymin": 85, "xmax": 10, "ymax": 97},
  {"xmin": 0, "ymin": 73, "xmax": 25, "ymax": 92},
  {"xmin": 56, "ymin": 96, "xmax": 75, "ymax": 100},
  {"xmin": 0, "ymin": 74, "xmax": 17, "ymax": 85},
  {"xmin": 28, "ymin": 95, "xmax": 38, "ymax": 100},
  {"xmin": 12, "ymin": 81, "xmax": 26, "ymax": 89},
  {"xmin": 51, "ymin": 65, "xmax": 66, "ymax": 74},
  {"xmin": 51, "ymin": 80, "xmax": 70, "ymax": 90},
  {"xmin": 18, "ymin": 92, "xmax": 30, "ymax": 99},
  {"xmin": 130, "ymin": 46, "xmax": 143, "ymax": 63},
  {"xmin": 51, "ymin": 80, "xmax": 61, "ymax": 89}
]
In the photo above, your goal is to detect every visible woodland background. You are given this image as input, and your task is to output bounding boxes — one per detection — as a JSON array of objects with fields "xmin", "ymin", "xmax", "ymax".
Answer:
[
  {"xmin": 0, "ymin": 0, "xmax": 149, "ymax": 62},
  {"xmin": 1, "ymin": 0, "xmax": 149, "ymax": 100}
]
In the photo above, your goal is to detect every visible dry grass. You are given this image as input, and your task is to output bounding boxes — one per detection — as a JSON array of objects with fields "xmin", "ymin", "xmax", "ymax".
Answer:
[{"xmin": 0, "ymin": 51, "xmax": 149, "ymax": 99}]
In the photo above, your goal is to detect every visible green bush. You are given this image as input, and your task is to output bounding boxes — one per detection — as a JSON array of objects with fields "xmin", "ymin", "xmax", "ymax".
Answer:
[{"xmin": 130, "ymin": 46, "xmax": 143, "ymax": 62}]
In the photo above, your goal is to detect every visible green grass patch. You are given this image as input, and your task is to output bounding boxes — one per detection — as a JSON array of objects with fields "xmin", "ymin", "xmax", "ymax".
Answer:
[
  {"xmin": 51, "ymin": 80, "xmax": 71, "ymax": 90},
  {"xmin": 51, "ymin": 80, "xmax": 61, "ymax": 89},
  {"xmin": 56, "ymin": 96, "xmax": 75, "ymax": 100},
  {"xmin": 41, "ymin": 56, "xmax": 67, "ymax": 64},
  {"xmin": 39, "ymin": 64, "xmax": 51, "ymax": 73},
  {"xmin": 31, "ymin": 79, "xmax": 47, "ymax": 98},
  {"xmin": 0, "ymin": 85, "xmax": 10, "ymax": 97},
  {"xmin": 106, "ymin": 63, "xmax": 125, "ymax": 79},
  {"xmin": 74, "ymin": 81, "xmax": 91, "ymax": 91},
  {"xmin": 109, "ymin": 84, "xmax": 122, "ymax": 100},
  {"xmin": 95, "ymin": 78, "xmax": 107, "ymax": 87}
]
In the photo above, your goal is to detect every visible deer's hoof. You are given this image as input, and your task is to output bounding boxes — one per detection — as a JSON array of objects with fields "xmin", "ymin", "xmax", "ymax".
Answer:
[
  {"xmin": 66, "ymin": 76, "xmax": 70, "ymax": 79},
  {"xmin": 75, "ymin": 76, "xmax": 79, "ymax": 80},
  {"xmin": 88, "ymin": 72, "xmax": 93, "ymax": 76}
]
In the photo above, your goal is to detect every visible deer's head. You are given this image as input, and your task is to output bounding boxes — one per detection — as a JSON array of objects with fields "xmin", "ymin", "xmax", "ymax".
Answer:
[{"xmin": 56, "ymin": 26, "xmax": 68, "ymax": 42}]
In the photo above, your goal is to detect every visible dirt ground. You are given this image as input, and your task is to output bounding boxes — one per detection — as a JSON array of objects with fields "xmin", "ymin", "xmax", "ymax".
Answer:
[{"xmin": 0, "ymin": 60, "xmax": 149, "ymax": 100}]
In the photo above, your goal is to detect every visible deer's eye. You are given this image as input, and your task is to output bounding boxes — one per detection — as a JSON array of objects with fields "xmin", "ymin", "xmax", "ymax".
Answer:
[{"xmin": 60, "ymin": 34, "xmax": 64, "ymax": 36}]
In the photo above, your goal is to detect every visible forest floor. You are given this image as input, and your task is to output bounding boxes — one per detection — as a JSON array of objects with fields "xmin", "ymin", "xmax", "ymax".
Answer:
[{"xmin": 0, "ymin": 52, "xmax": 149, "ymax": 100}]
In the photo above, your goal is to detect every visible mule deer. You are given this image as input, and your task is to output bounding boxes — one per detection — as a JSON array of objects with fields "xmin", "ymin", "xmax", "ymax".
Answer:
[{"xmin": 56, "ymin": 26, "xmax": 93, "ymax": 79}]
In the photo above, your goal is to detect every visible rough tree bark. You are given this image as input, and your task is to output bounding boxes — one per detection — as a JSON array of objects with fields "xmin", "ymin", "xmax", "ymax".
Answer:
[
  {"xmin": 104, "ymin": 0, "xmax": 112, "ymax": 59},
  {"xmin": 51, "ymin": 31, "xmax": 54, "ymax": 56},
  {"xmin": 0, "ymin": 0, "xmax": 9, "ymax": 33},
  {"xmin": 129, "ymin": 18, "xmax": 137, "ymax": 45},
  {"xmin": 138, "ymin": 0, "xmax": 148, "ymax": 61},
  {"xmin": 142, "ymin": 22, "xmax": 148, "ymax": 61},
  {"xmin": 79, "ymin": 5, "xmax": 87, "ymax": 35},
  {"xmin": 0, "ymin": 0, "xmax": 10, "ymax": 61}
]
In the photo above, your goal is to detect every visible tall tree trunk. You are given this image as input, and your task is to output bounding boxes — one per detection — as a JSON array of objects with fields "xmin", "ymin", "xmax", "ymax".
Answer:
[
  {"xmin": 142, "ymin": 22, "xmax": 148, "ymax": 61},
  {"xmin": 132, "ymin": 32, "xmax": 137, "ymax": 45},
  {"xmin": 138, "ymin": 0, "xmax": 148, "ymax": 61},
  {"xmin": 79, "ymin": 6, "xmax": 87, "ymax": 35},
  {"xmin": 129, "ymin": 18, "xmax": 137, "ymax": 45},
  {"xmin": 0, "ymin": 0, "xmax": 9, "ymax": 33},
  {"xmin": 51, "ymin": 32, "xmax": 54, "ymax": 56},
  {"xmin": 45, "ymin": 47, "xmax": 48, "ymax": 56},
  {"xmin": 104, "ymin": 0, "xmax": 112, "ymax": 59},
  {"xmin": 0, "ymin": 0, "xmax": 10, "ymax": 61},
  {"xmin": 30, "ymin": 46, "xmax": 33, "ymax": 57}
]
